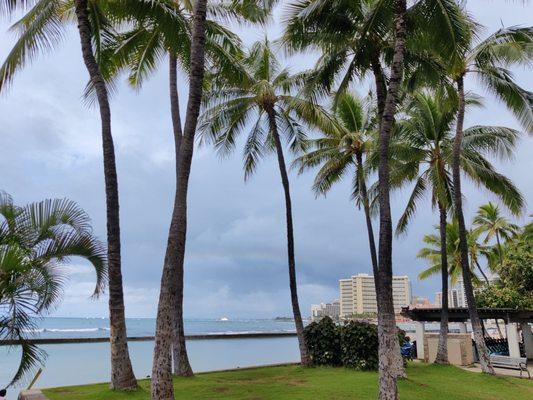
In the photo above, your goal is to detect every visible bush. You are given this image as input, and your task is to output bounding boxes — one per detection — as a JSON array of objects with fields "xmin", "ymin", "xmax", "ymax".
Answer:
[
  {"xmin": 341, "ymin": 321, "xmax": 379, "ymax": 370},
  {"xmin": 304, "ymin": 318, "xmax": 408, "ymax": 371},
  {"xmin": 303, "ymin": 317, "xmax": 341, "ymax": 366}
]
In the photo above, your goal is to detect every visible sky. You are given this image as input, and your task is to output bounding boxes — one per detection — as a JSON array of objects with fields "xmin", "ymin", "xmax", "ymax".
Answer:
[{"xmin": 0, "ymin": 1, "xmax": 532, "ymax": 319}]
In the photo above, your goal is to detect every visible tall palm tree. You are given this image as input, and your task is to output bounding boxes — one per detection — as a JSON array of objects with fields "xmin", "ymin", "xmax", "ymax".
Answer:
[
  {"xmin": 283, "ymin": 2, "xmax": 470, "ymax": 393},
  {"xmin": 199, "ymin": 39, "xmax": 336, "ymax": 367},
  {"xmin": 473, "ymin": 202, "xmax": 519, "ymax": 267},
  {"xmin": 150, "ymin": 0, "xmax": 210, "ymax": 397},
  {"xmin": 96, "ymin": 0, "xmax": 258, "ymax": 378},
  {"xmin": 395, "ymin": 89, "xmax": 523, "ymax": 363},
  {"xmin": 374, "ymin": 4, "xmax": 408, "ymax": 397},
  {"xmin": 0, "ymin": 0, "xmax": 138, "ymax": 389},
  {"xmin": 0, "ymin": 191, "xmax": 107, "ymax": 386},
  {"xmin": 448, "ymin": 22, "xmax": 533, "ymax": 374},
  {"xmin": 293, "ymin": 92, "xmax": 380, "ymax": 276}
]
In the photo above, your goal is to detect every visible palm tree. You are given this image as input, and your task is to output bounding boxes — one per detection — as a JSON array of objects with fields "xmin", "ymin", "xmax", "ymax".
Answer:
[
  {"xmin": 473, "ymin": 202, "xmax": 519, "ymax": 267},
  {"xmin": 395, "ymin": 88, "xmax": 523, "ymax": 363},
  {"xmin": 0, "ymin": 0, "xmax": 138, "ymax": 388},
  {"xmin": 448, "ymin": 22, "xmax": 533, "ymax": 374},
  {"xmin": 418, "ymin": 222, "xmax": 484, "ymax": 286},
  {"xmin": 283, "ymin": 2, "xmax": 470, "ymax": 393},
  {"xmin": 0, "ymin": 191, "xmax": 106, "ymax": 386},
  {"xmin": 199, "ymin": 39, "xmax": 336, "ymax": 367},
  {"xmin": 150, "ymin": 0, "xmax": 210, "ymax": 397},
  {"xmin": 294, "ymin": 92, "xmax": 380, "ymax": 276},
  {"xmin": 97, "ymin": 0, "xmax": 259, "ymax": 378}
]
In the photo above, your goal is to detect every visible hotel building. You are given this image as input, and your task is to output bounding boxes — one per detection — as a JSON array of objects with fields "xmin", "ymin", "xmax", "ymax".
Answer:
[
  {"xmin": 339, "ymin": 274, "xmax": 411, "ymax": 318},
  {"xmin": 311, "ymin": 300, "xmax": 341, "ymax": 321}
]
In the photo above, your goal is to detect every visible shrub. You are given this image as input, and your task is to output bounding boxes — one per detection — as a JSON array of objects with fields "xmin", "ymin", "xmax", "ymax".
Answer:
[
  {"xmin": 303, "ymin": 317, "xmax": 341, "ymax": 366},
  {"xmin": 341, "ymin": 321, "xmax": 379, "ymax": 370},
  {"xmin": 304, "ymin": 318, "xmax": 407, "ymax": 370}
]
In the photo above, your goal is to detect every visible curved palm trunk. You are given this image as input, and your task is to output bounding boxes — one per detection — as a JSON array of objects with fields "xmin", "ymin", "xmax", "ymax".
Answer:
[
  {"xmin": 495, "ymin": 233, "xmax": 503, "ymax": 266},
  {"xmin": 266, "ymin": 107, "xmax": 310, "ymax": 366},
  {"xmin": 355, "ymin": 152, "xmax": 378, "ymax": 276},
  {"xmin": 435, "ymin": 203, "xmax": 449, "ymax": 364},
  {"xmin": 151, "ymin": 2, "xmax": 208, "ymax": 398},
  {"xmin": 376, "ymin": 0, "xmax": 407, "ymax": 398},
  {"xmin": 168, "ymin": 54, "xmax": 194, "ymax": 377},
  {"xmin": 453, "ymin": 76, "xmax": 494, "ymax": 375},
  {"xmin": 73, "ymin": 0, "xmax": 137, "ymax": 390},
  {"xmin": 474, "ymin": 260, "xmax": 490, "ymax": 284}
]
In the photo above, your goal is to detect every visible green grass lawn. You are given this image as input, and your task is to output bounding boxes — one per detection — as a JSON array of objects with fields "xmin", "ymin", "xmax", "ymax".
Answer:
[{"xmin": 43, "ymin": 362, "xmax": 533, "ymax": 400}]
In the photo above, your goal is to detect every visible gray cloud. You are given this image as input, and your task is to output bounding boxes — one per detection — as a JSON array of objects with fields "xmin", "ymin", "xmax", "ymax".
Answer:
[{"xmin": 1, "ymin": 1, "xmax": 532, "ymax": 318}]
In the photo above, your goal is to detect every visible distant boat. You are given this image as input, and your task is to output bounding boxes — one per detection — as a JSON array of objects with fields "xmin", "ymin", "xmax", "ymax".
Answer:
[{"xmin": 220, "ymin": 316, "xmax": 229, "ymax": 321}]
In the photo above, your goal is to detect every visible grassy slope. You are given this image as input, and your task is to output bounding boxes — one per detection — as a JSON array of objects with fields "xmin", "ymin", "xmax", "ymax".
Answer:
[{"xmin": 44, "ymin": 363, "xmax": 533, "ymax": 400}]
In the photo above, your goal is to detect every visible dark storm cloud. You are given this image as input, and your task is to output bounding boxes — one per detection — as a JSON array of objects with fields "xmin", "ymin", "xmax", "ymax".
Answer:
[{"xmin": 1, "ymin": 2, "xmax": 531, "ymax": 318}]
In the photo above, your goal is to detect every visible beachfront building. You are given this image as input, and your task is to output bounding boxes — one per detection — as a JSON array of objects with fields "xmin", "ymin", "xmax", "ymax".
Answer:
[
  {"xmin": 311, "ymin": 300, "xmax": 340, "ymax": 321},
  {"xmin": 339, "ymin": 274, "xmax": 411, "ymax": 318}
]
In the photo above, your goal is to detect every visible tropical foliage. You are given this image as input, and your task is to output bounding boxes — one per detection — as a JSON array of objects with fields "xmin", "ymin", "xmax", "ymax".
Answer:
[
  {"xmin": 1, "ymin": 0, "xmax": 532, "ymax": 398},
  {"xmin": 0, "ymin": 191, "xmax": 106, "ymax": 386}
]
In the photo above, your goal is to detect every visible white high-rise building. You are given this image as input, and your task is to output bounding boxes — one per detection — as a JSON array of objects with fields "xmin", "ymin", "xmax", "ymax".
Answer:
[
  {"xmin": 435, "ymin": 278, "xmax": 470, "ymax": 308},
  {"xmin": 339, "ymin": 274, "xmax": 411, "ymax": 318},
  {"xmin": 311, "ymin": 300, "xmax": 340, "ymax": 321}
]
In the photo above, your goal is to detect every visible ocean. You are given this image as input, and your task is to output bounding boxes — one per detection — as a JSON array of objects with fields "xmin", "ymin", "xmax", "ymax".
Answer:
[{"xmin": 0, "ymin": 317, "xmax": 300, "ymax": 390}]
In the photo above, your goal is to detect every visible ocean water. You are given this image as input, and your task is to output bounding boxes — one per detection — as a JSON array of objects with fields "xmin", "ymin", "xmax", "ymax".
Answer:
[
  {"xmin": 0, "ymin": 317, "xmax": 441, "ymax": 392},
  {"xmin": 17, "ymin": 317, "xmax": 298, "ymax": 339},
  {"xmin": 0, "ymin": 318, "xmax": 300, "ymax": 390}
]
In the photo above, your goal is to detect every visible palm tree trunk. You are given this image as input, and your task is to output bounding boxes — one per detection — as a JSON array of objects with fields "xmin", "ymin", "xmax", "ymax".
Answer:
[
  {"xmin": 151, "ymin": 1, "xmax": 208, "ymax": 398},
  {"xmin": 435, "ymin": 203, "xmax": 449, "ymax": 364},
  {"xmin": 376, "ymin": 0, "xmax": 407, "ymax": 398},
  {"xmin": 266, "ymin": 106, "xmax": 310, "ymax": 366},
  {"xmin": 355, "ymin": 152, "xmax": 378, "ymax": 277},
  {"xmin": 168, "ymin": 54, "xmax": 194, "ymax": 377},
  {"xmin": 474, "ymin": 260, "xmax": 490, "ymax": 284},
  {"xmin": 370, "ymin": 40, "xmax": 405, "ymax": 383},
  {"xmin": 452, "ymin": 75, "xmax": 494, "ymax": 375},
  {"xmin": 495, "ymin": 232, "xmax": 503, "ymax": 266},
  {"xmin": 73, "ymin": 0, "xmax": 137, "ymax": 390},
  {"xmin": 370, "ymin": 52, "xmax": 386, "ymax": 127}
]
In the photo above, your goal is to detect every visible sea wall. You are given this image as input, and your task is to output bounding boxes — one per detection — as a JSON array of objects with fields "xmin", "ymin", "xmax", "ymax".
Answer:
[
  {"xmin": 17, "ymin": 389, "xmax": 48, "ymax": 400},
  {"xmin": 0, "ymin": 331, "xmax": 296, "ymax": 346}
]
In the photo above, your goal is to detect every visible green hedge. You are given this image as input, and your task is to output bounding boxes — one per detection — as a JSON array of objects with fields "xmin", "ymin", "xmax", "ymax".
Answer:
[
  {"xmin": 304, "ymin": 317, "xmax": 406, "ymax": 370},
  {"xmin": 304, "ymin": 317, "xmax": 342, "ymax": 366}
]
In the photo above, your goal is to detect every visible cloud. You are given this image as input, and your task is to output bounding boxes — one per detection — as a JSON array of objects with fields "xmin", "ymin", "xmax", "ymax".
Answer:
[{"xmin": 1, "ymin": 2, "xmax": 532, "ymax": 320}]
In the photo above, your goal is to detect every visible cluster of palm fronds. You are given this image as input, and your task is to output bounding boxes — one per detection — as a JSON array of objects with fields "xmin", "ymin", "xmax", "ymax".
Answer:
[
  {"xmin": 418, "ymin": 203, "xmax": 530, "ymax": 284},
  {"xmin": 0, "ymin": 191, "xmax": 106, "ymax": 386}
]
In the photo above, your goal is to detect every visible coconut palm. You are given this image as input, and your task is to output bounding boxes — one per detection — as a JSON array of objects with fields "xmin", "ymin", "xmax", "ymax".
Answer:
[
  {"xmin": 199, "ymin": 39, "xmax": 337, "ymax": 367},
  {"xmin": 0, "ymin": 191, "xmax": 106, "ymax": 386},
  {"xmin": 293, "ymin": 92, "xmax": 380, "ymax": 276},
  {"xmin": 283, "ymin": 2, "xmax": 470, "ymax": 394},
  {"xmin": 395, "ymin": 88, "xmax": 523, "ymax": 363},
  {"xmin": 150, "ymin": 0, "xmax": 210, "ymax": 397},
  {"xmin": 447, "ymin": 22, "xmax": 533, "ymax": 374},
  {"xmin": 96, "ymin": 0, "xmax": 263, "ymax": 379},
  {"xmin": 0, "ymin": 0, "xmax": 140, "ymax": 388},
  {"xmin": 473, "ymin": 202, "xmax": 519, "ymax": 267}
]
